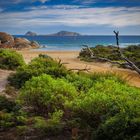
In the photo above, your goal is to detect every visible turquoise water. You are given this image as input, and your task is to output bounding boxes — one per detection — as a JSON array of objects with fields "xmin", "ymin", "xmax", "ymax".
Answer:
[{"xmin": 15, "ymin": 35, "xmax": 140, "ymax": 51}]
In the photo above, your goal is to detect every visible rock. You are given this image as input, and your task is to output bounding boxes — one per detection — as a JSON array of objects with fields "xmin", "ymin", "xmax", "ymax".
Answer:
[
  {"xmin": 14, "ymin": 37, "xmax": 30, "ymax": 44},
  {"xmin": 14, "ymin": 37, "xmax": 31, "ymax": 49},
  {"xmin": 25, "ymin": 31, "xmax": 37, "ymax": 36},
  {"xmin": 30, "ymin": 41, "xmax": 40, "ymax": 49},
  {"xmin": 14, "ymin": 38, "xmax": 40, "ymax": 49},
  {"xmin": 0, "ymin": 32, "xmax": 40, "ymax": 50},
  {"xmin": 0, "ymin": 32, "xmax": 15, "ymax": 48}
]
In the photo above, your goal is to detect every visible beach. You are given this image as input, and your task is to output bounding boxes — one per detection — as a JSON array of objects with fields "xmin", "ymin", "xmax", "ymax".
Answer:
[{"xmin": 18, "ymin": 50, "xmax": 140, "ymax": 88}]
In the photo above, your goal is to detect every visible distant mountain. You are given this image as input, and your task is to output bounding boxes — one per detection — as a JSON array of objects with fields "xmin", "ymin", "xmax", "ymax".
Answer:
[
  {"xmin": 25, "ymin": 31, "xmax": 37, "ymax": 36},
  {"xmin": 48, "ymin": 31, "xmax": 81, "ymax": 36}
]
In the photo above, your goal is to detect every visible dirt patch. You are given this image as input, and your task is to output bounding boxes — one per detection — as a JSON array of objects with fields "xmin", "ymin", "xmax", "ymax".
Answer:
[{"xmin": 0, "ymin": 69, "xmax": 13, "ymax": 92}]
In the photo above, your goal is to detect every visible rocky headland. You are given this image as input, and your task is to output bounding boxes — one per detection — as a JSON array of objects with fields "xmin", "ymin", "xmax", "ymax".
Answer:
[{"xmin": 0, "ymin": 32, "xmax": 40, "ymax": 49}]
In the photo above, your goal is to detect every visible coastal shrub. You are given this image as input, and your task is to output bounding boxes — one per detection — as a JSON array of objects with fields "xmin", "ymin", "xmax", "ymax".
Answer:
[
  {"xmin": 0, "ymin": 49, "xmax": 25, "ymax": 70},
  {"xmin": 123, "ymin": 45, "xmax": 140, "ymax": 68},
  {"xmin": 79, "ymin": 45, "xmax": 140, "ymax": 68},
  {"xmin": 0, "ymin": 96, "xmax": 27, "ymax": 131},
  {"xmin": 68, "ymin": 78, "xmax": 140, "ymax": 139},
  {"xmin": 8, "ymin": 56, "xmax": 69, "ymax": 89},
  {"xmin": 33, "ymin": 110, "xmax": 64, "ymax": 136},
  {"xmin": 66, "ymin": 73, "xmax": 93, "ymax": 92},
  {"xmin": 0, "ymin": 95, "xmax": 19, "ymax": 112},
  {"xmin": 17, "ymin": 74, "xmax": 77, "ymax": 116},
  {"xmin": 0, "ymin": 112, "xmax": 15, "ymax": 129},
  {"xmin": 0, "ymin": 111, "xmax": 28, "ymax": 131},
  {"xmin": 79, "ymin": 45, "xmax": 121, "ymax": 61}
]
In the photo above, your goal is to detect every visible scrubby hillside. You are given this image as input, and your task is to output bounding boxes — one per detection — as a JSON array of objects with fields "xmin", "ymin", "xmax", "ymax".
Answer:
[{"xmin": 0, "ymin": 50, "xmax": 140, "ymax": 140}]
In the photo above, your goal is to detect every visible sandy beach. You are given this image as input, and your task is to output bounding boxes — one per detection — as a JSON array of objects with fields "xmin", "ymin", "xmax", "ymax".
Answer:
[{"xmin": 17, "ymin": 50, "xmax": 140, "ymax": 88}]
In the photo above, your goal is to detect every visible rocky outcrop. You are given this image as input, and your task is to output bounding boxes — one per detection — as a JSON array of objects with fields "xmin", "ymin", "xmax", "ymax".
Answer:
[
  {"xmin": 14, "ymin": 38, "xmax": 40, "ymax": 49},
  {"xmin": 0, "ymin": 32, "xmax": 40, "ymax": 49},
  {"xmin": 0, "ymin": 32, "xmax": 15, "ymax": 48},
  {"xmin": 30, "ymin": 41, "xmax": 40, "ymax": 49},
  {"xmin": 25, "ymin": 31, "xmax": 37, "ymax": 36}
]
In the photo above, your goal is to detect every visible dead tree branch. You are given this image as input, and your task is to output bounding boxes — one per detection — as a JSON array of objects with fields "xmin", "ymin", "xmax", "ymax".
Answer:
[
  {"xmin": 82, "ymin": 45, "xmax": 128, "ymax": 66},
  {"xmin": 113, "ymin": 31, "xmax": 140, "ymax": 75},
  {"xmin": 68, "ymin": 65, "xmax": 90, "ymax": 73},
  {"xmin": 57, "ymin": 58, "xmax": 69, "ymax": 67},
  {"xmin": 82, "ymin": 31, "xmax": 140, "ymax": 75}
]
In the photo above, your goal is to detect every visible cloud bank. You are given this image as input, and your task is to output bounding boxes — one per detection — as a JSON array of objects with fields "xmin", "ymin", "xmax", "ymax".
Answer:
[{"xmin": 0, "ymin": 6, "xmax": 140, "ymax": 29}]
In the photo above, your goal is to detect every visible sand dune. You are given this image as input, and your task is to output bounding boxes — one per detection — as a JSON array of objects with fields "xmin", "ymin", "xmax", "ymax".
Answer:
[{"xmin": 19, "ymin": 50, "xmax": 140, "ymax": 88}]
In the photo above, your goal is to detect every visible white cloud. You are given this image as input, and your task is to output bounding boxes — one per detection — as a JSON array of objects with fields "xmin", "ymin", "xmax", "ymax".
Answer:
[
  {"xmin": 38, "ymin": 0, "xmax": 49, "ymax": 3},
  {"xmin": 0, "ymin": 6, "xmax": 140, "ymax": 28}
]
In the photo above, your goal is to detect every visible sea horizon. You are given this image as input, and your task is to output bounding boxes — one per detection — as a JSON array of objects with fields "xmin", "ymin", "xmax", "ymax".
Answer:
[{"xmin": 14, "ymin": 35, "xmax": 140, "ymax": 51}]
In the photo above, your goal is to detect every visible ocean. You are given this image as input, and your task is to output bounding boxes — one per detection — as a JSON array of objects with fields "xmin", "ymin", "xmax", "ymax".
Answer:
[{"xmin": 15, "ymin": 35, "xmax": 140, "ymax": 51}]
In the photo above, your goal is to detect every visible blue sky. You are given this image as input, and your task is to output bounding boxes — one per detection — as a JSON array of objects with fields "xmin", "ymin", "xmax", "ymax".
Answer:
[{"xmin": 0, "ymin": 0, "xmax": 140, "ymax": 35}]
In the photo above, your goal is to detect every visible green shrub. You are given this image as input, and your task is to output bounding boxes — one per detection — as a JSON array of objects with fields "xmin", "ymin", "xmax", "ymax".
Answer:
[
  {"xmin": 33, "ymin": 110, "xmax": 64, "ymax": 136},
  {"xmin": 68, "ymin": 78, "xmax": 140, "ymax": 139},
  {"xmin": 66, "ymin": 73, "xmax": 93, "ymax": 92},
  {"xmin": 0, "ymin": 95, "xmax": 18, "ymax": 112},
  {"xmin": 0, "ymin": 112, "xmax": 15, "ymax": 129},
  {"xmin": 0, "ymin": 49, "xmax": 25, "ymax": 70},
  {"xmin": 0, "ymin": 111, "xmax": 28, "ymax": 131},
  {"xmin": 79, "ymin": 45, "xmax": 121, "ymax": 62},
  {"xmin": 0, "ymin": 96, "xmax": 27, "ymax": 130},
  {"xmin": 8, "ymin": 56, "xmax": 69, "ymax": 89},
  {"xmin": 79, "ymin": 45, "xmax": 140, "ymax": 68},
  {"xmin": 17, "ymin": 74, "xmax": 77, "ymax": 116}
]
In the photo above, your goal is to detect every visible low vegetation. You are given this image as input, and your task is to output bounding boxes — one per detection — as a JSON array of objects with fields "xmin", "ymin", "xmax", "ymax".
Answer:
[
  {"xmin": 0, "ymin": 50, "xmax": 140, "ymax": 139},
  {"xmin": 0, "ymin": 49, "xmax": 25, "ymax": 70},
  {"xmin": 8, "ymin": 55, "xmax": 69, "ymax": 89},
  {"xmin": 79, "ymin": 45, "xmax": 140, "ymax": 69}
]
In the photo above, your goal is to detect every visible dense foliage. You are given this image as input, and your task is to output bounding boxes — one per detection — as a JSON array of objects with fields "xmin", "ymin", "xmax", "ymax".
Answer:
[
  {"xmin": 0, "ymin": 49, "xmax": 25, "ymax": 70},
  {"xmin": 79, "ymin": 45, "xmax": 140, "ymax": 68},
  {"xmin": 1, "ymin": 53, "xmax": 140, "ymax": 139},
  {"xmin": 8, "ymin": 55, "xmax": 69, "ymax": 89}
]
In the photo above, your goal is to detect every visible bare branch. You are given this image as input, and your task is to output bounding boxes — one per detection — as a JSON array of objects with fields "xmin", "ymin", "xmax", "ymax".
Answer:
[
  {"xmin": 68, "ymin": 65, "xmax": 90, "ymax": 72},
  {"xmin": 57, "ymin": 58, "xmax": 69, "ymax": 67},
  {"xmin": 81, "ymin": 31, "xmax": 140, "ymax": 75},
  {"xmin": 113, "ymin": 31, "xmax": 140, "ymax": 75}
]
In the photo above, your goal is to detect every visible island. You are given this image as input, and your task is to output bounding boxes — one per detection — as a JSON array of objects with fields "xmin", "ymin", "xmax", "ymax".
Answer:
[
  {"xmin": 47, "ymin": 31, "xmax": 81, "ymax": 36},
  {"xmin": 25, "ymin": 31, "xmax": 37, "ymax": 36}
]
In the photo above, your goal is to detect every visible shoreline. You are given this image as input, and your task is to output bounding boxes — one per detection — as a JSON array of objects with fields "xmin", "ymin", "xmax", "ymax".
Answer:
[{"xmin": 18, "ymin": 50, "xmax": 140, "ymax": 88}]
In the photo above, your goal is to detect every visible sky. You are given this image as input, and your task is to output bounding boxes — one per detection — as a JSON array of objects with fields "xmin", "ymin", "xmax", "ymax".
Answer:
[{"xmin": 0, "ymin": 0, "xmax": 140, "ymax": 35}]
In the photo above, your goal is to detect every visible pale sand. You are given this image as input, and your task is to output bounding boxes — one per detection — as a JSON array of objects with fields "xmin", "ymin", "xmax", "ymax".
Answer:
[{"xmin": 18, "ymin": 50, "xmax": 140, "ymax": 88}]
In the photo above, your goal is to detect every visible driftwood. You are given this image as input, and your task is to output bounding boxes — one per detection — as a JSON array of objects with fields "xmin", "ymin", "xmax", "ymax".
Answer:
[
  {"xmin": 82, "ymin": 31, "xmax": 140, "ymax": 75},
  {"xmin": 69, "ymin": 65, "xmax": 90, "ymax": 73}
]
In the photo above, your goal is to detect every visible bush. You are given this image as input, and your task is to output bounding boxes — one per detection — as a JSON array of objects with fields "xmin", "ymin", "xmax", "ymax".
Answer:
[
  {"xmin": 79, "ymin": 45, "xmax": 140, "ymax": 68},
  {"xmin": 69, "ymin": 78, "xmax": 140, "ymax": 139},
  {"xmin": 0, "ymin": 112, "xmax": 15, "ymax": 129},
  {"xmin": 0, "ymin": 95, "xmax": 18, "ymax": 112},
  {"xmin": 79, "ymin": 45, "xmax": 121, "ymax": 62},
  {"xmin": 66, "ymin": 73, "xmax": 93, "ymax": 92},
  {"xmin": 33, "ymin": 110, "xmax": 64, "ymax": 136},
  {"xmin": 17, "ymin": 74, "xmax": 77, "ymax": 116},
  {"xmin": 8, "ymin": 56, "xmax": 69, "ymax": 89},
  {"xmin": 0, "ymin": 49, "xmax": 25, "ymax": 70},
  {"xmin": 0, "ymin": 95, "xmax": 27, "ymax": 131}
]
